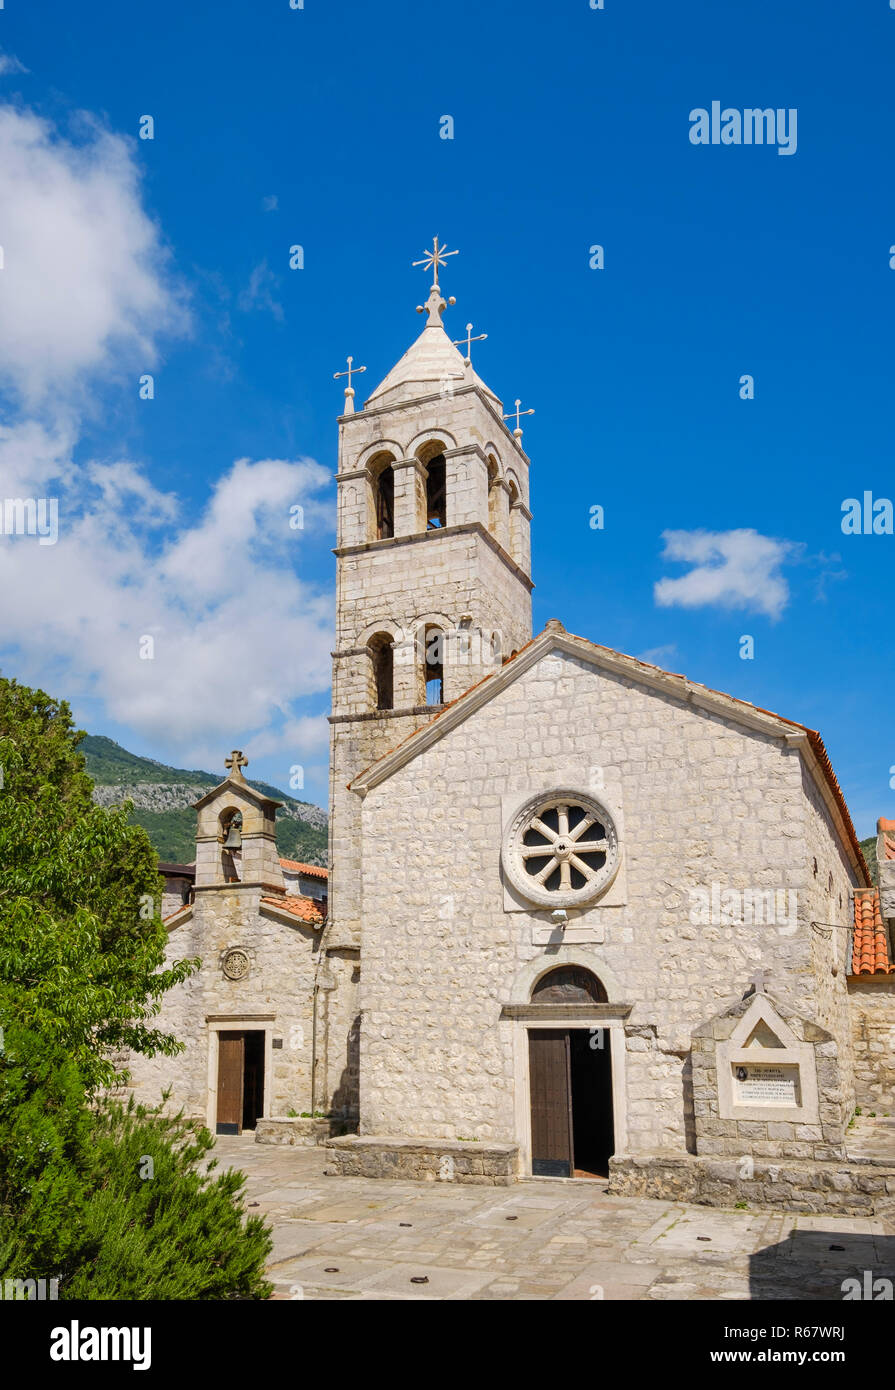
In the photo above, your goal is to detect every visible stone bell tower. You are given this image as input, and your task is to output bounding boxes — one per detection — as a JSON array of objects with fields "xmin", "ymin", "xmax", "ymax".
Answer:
[{"xmin": 327, "ymin": 239, "xmax": 534, "ymax": 947}]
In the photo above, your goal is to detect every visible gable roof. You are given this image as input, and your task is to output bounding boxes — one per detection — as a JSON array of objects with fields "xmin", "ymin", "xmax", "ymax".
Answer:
[
  {"xmin": 191, "ymin": 775, "xmax": 283, "ymax": 812},
  {"xmin": 349, "ymin": 621, "xmax": 870, "ymax": 884}
]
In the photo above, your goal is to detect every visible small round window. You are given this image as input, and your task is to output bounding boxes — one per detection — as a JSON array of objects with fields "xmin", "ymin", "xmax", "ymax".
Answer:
[{"xmin": 502, "ymin": 790, "xmax": 619, "ymax": 908}]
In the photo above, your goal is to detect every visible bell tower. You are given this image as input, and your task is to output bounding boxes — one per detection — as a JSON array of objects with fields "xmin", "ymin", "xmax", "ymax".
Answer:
[{"xmin": 327, "ymin": 240, "xmax": 534, "ymax": 947}]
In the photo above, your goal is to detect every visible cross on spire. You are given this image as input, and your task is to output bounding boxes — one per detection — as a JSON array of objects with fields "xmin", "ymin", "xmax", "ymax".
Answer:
[
  {"xmin": 453, "ymin": 322, "xmax": 487, "ymax": 363},
  {"xmin": 412, "ymin": 234, "xmax": 458, "ymax": 290},
  {"xmin": 504, "ymin": 397, "xmax": 535, "ymax": 439},
  {"xmin": 334, "ymin": 355, "xmax": 367, "ymax": 415},
  {"xmin": 225, "ymin": 750, "xmax": 249, "ymax": 781},
  {"xmin": 748, "ymin": 967, "xmax": 771, "ymax": 996}
]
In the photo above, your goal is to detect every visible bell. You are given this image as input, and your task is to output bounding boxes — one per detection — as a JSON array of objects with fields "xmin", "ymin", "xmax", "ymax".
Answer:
[{"xmin": 222, "ymin": 824, "xmax": 242, "ymax": 849}]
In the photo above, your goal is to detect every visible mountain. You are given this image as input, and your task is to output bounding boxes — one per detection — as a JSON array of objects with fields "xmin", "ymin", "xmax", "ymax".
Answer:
[
  {"xmin": 860, "ymin": 835, "xmax": 878, "ymax": 886},
  {"xmin": 81, "ymin": 735, "xmax": 327, "ymax": 866}
]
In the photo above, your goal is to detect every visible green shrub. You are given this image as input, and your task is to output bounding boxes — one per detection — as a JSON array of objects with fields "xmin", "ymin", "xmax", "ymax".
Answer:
[{"xmin": 0, "ymin": 1023, "xmax": 272, "ymax": 1300}]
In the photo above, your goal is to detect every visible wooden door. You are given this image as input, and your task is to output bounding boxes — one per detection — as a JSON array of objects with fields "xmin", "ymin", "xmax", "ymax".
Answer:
[
  {"xmin": 529, "ymin": 1029, "xmax": 574, "ymax": 1177},
  {"xmin": 216, "ymin": 1032, "xmax": 244, "ymax": 1135}
]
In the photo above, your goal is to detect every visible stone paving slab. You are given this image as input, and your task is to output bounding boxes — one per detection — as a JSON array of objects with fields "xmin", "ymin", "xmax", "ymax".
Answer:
[{"xmin": 215, "ymin": 1135, "xmax": 895, "ymax": 1301}]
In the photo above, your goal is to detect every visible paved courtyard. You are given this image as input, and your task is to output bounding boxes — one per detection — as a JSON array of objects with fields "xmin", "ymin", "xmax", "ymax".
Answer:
[{"xmin": 214, "ymin": 1135, "xmax": 895, "ymax": 1301}]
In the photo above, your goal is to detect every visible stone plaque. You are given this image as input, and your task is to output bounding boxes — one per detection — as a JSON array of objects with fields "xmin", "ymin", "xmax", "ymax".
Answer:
[{"xmin": 733, "ymin": 1062, "xmax": 800, "ymax": 1107}]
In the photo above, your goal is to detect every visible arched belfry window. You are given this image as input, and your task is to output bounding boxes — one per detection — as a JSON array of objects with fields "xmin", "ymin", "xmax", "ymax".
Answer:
[
  {"xmin": 219, "ymin": 808, "xmax": 243, "ymax": 884},
  {"xmin": 423, "ymin": 624, "xmax": 444, "ymax": 705},
  {"xmin": 531, "ymin": 966, "xmax": 608, "ymax": 1004},
  {"xmin": 371, "ymin": 457, "xmax": 394, "ymax": 540},
  {"xmin": 368, "ymin": 633, "xmax": 394, "ymax": 710},
  {"xmin": 425, "ymin": 454, "xmax": 446, "ymax": 529}
]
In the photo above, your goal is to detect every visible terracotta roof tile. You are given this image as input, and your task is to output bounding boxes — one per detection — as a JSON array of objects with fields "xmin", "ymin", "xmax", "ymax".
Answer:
[
  {"xmin": 878, "ymin": 817, "xmax": 895, "ymax": 862},
  {"xmin": 261, "ymin": 893, "xmax": 326, "ymax": 924},
  {"xmin": 279, "ymin": 858, "xmax": 328, "ymax": 879},
  {"xmin": 851, "ymin": 888, "xmax": 895, "ymax": 975}
]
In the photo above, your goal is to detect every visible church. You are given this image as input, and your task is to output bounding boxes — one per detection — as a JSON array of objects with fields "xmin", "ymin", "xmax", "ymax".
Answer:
[{"xmin": 127, "ymin": 242, "xmax": 895, "ymax": 1210}]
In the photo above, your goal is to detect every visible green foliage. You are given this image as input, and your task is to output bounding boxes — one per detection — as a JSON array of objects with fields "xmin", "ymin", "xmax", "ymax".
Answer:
[
  {"xmin": 0, "ymin": 676, "xmax": 197, "ymax": 1090},
  {"xmin": 80, "ymin": 734, "xmax": 219, "ymax": 789},
  {"xmin": 0, "ymin": 1024, "xmax": 272, "ymax": 1300},
  {"xmin": 860, "ymin": 835, "xmax": 878, "ymax": 886},
  {"xmin": 82, "ymin": 732, "xmax": 328, "ymax": 866},
  {"xmin": 126, "ymin": 806, "xmax": 328, "ymax": 866}
]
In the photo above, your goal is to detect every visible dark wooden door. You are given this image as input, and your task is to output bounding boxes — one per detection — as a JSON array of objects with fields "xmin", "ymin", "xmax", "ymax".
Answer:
[
  {"xmin": 216, "ymin": 1032, "xmax": 244, "ymax": 1135},
  {"xmin": 529, "ymin": 1029, "xmax": 574, "ymax": 1177}
]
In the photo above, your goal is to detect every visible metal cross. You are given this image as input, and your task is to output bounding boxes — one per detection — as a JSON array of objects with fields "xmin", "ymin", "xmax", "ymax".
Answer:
[
  {"xmin": 748, "ymin": 967, "xmax": 771, "ymax": 995},
  {"xmin": 504, "ymin": 397, "xmax": 535, "ymax": 436},
  {"xmin": 333, "ymin": 355, "xmax": 366, "ymax": 390},
  {"xmin": 225, "ymin": 750, "xmax": 249, "ymax": 779},
  {"xmin": 453, "ymin": 322, "xmax": 487, "ymax": 362},
  {"xmin": 412, "ymin": 235, "xmax": 459, "ymax": 289}
]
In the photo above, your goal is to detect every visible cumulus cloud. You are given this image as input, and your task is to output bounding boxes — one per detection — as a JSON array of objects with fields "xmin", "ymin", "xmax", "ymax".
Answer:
[
  {"xmin": 0, "ymin": 455, "xmax": 335, "ymax": 762},
  {"xmin": 0, "ymin": 101, "xmax": 333, "ymax": 768},
  {"xmin": 0, "ymin": 105, "xmax": 187, "ymax": 409},
  {"xmin": 654, "ymin": 529, "xmax": 801, "ymax": 620}
]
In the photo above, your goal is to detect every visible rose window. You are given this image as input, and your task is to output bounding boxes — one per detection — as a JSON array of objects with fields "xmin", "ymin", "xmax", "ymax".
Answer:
[{"xmin": 503, "ymin": 791, "xmax": 619, "ymax": 908}]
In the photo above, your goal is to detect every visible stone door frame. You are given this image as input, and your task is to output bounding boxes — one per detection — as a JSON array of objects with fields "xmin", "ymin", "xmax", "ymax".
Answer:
[
  {"xmin": 504, "ymin": 949, "xmax": 630, "ymax": 1177},
  {"xmin": 205, "ymin": 1014, "xmax": 276, "ymax": 1132}
]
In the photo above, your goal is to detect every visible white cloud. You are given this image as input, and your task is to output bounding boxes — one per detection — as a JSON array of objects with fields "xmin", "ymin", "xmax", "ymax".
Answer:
[
  {"xmin": 0, "ymin": 456, "xmax": 335, "ymax": 763},
  {"xmin": 238, "ymin": 260, "xmax": 284, "ymax": 321},
  {"xmin": 0, "ymin": 101, "xmax": 333, "ymax": 769},
  {"xmin": 0, "ymin": 52, "xmax": 29, "ymax": 76},
  {"xmin": 261, "ymin": 194, "xmax": 278, "ymax": 212},
  {"xmin": 654, "ymin": 529, "xmax": 800, "ymax": 620},
  {"xmin": 0, "ymin": 105, "xmax": 187, "ymax": 409}
]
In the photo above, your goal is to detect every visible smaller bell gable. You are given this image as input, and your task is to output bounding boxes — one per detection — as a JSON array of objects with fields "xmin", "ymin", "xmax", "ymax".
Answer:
[{"xmin": 192, "ymin": 761, "xmax": 285, "ymax": 894}]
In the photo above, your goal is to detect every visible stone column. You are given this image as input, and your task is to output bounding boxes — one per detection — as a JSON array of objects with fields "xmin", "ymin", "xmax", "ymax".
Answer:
[{"xmin": 392, "ymin": 458, "xmax": 426, "ymax": 537}]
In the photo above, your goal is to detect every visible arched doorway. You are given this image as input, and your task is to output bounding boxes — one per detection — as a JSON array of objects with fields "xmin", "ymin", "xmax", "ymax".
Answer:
[{"xmin": 528, "ymin": 966, "xmax": 614, "ymax": 1179}]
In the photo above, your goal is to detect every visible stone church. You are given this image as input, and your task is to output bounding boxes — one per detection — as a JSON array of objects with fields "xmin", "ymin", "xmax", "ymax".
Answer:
[{"xmin": 127, "ymin": 247, "xmax": 895, "ymax": 1208}]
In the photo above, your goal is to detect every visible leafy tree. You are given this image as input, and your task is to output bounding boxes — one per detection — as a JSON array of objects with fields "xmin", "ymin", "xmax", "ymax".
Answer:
[
  {"xmin": 0, "ymin": 676, "xmax": 196, "ymax": 1089},
  {"xmin": 0, "ymin": 1023, "xmax": 272, "ymax": 1300}
]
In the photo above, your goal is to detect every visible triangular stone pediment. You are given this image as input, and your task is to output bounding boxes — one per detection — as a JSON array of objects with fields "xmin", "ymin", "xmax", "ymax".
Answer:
[{"xmin": 728, "ymin": 994, "xmax": 799, "ymax": 1051}]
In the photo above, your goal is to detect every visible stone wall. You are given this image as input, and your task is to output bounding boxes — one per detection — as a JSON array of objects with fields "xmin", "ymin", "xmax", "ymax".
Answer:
[
  {"xmin": 609, "ymin": 1152, "xmax": 895, "ymax": 1217},
  {"xmin": 800, "ymin": 757, "xmax": 859, "ymax": 1121},
  {"xmin": 848, "ymin": 979, "xmax": 895, "ymax": 1109},
  {"xmin": 691, "ymin": 993, "xmax": 848, "ymax": 1161},
  {"xmin": 124, "ymin": 884, "xmax": 321, "ymax": 1124},
  {"xmin": 326, "ymin": 1135, "xmax": 519, "ymax": 1185},
  {"xmin": 356, "ymin": 646, "xmax": 863, "ymax": 1156}
]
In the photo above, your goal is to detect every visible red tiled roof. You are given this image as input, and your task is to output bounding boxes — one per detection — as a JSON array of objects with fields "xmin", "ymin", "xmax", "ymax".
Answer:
[
  {"xmin": 879, "ymin": 818, "xmax": 895, "ymax": 861},
  {"xmin": 851, "ymin": 888, "xmax": 895, "ymax": 975},
  {"xmin": 261, "ymin": 894, "xmax": 326, "ymax": 924},
  {"xmin": 279, "ymin": 858, "xmax": 328, "ymax": 879},
  {"xmin": 163, "ymin": 903, "xmax": 191, "ymax": 924}
]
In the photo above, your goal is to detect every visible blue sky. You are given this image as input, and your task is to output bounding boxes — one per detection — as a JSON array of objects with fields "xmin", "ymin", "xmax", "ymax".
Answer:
[{"xmin": 0, "ymin": 0, "xmax": 891, "ymax": 836}]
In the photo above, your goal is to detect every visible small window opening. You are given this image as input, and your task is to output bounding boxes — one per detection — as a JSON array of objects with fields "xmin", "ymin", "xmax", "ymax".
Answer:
[
  {"xmin": 369, "ymin": 634, "xmax": 394, "ymax": 710},
  {"xmin": 375, "ymin": 465, "xmax": 394, "ymax": 539},
  {"xmin": 426, "ymin": 455, "xmax": 446, "ymax": 529},
  {"xmin": 424, "ymin": 626, "xmax": 444, "ymax": 705}
]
